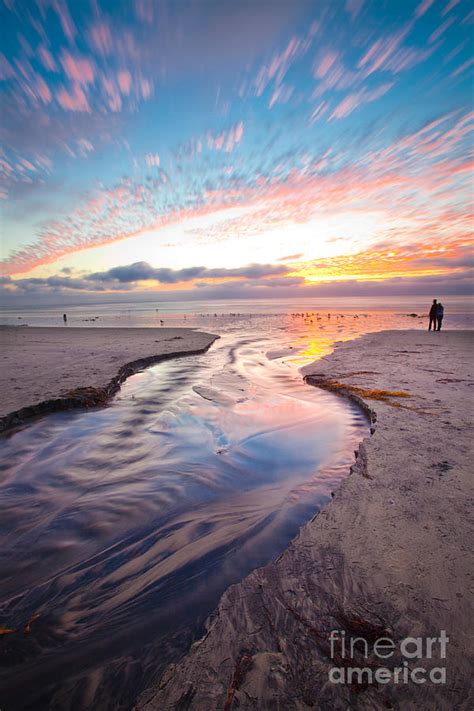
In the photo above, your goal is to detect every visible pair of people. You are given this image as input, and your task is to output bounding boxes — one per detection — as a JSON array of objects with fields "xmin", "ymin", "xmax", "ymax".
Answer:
[{"xmin": 428, "ymin": 299, "xmax": 444, "ymax": 331}]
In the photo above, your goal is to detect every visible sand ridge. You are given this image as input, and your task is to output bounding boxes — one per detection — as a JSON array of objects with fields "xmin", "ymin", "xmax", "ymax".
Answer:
[{"xmin": 0, "ymin": 326, "xmax": 218, "ymax": 430}]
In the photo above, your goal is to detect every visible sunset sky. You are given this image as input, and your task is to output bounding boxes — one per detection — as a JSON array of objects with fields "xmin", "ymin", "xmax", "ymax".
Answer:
[{"xmin": 0, "ymin": 0, "xmax": 473, "ymax": 305}]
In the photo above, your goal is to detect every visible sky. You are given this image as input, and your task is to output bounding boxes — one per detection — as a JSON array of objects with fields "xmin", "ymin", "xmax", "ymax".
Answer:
[{"xmin": 0, "ymin": 0, "xmax": 473, "ymax": 306}]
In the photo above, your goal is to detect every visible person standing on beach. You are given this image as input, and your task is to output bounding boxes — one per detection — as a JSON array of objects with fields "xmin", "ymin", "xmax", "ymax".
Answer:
[
  {"xmin": 63, "ymin": 313, "xmax": 67, "ymax": 324},
  {"xmin": 428, "ymin": 299, "xmax": 437, "ymax": 331},
  {"xmin": 436, "ymin": 302, "xmax": 444, "ymax": 331}
]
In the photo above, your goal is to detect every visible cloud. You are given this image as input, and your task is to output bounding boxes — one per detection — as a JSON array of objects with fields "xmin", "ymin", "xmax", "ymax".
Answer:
[
  {"xmin": 314, "ymin": 50, "xmax": 339, "ymax": 79},
  {"xmin": 207, "ymin": 122, "xmax": 244, "ymax": 152},
  {"xmin": 345, "ymin": 0, "xmax": 364, "ymax": 20},
  {"xmin": 36, "ymin": 76, "xmax": 52, "ymax": 104},
  {"xmin": 2, "ymin": 107, "xmax": 473, "ymax": 276},
  {"xmin": 117, "ymin": 70, "xmax": 132, "ymax": 95},
  {"xmin": 144, "ymin": 153, "xmax": 160, "ymax": 167},
  {"xmin": 88, "ymin": 22, "xmax": 114, "ymax": 56},
  {"xmin": 1, "ymin": 0, "xmax": 472, "ymax": 290},
  {"xmin": 37, "ymin": 46, "xmax": 57, "ymax": 72},
  {"xmin": 329, "ymin": 83, "xmax": 393, "ymax": 119},
  {"xmin": 56, "ymin": 83, "xmax": 91, "ymax": 112},
  {"xmin": 60, "ymin": 52, "xmax": 96, "ymax": 85},
  {"xmin": 2, "ymin": 268, "xmax": 472, "ymax": 308},
  {"xmin": 89, "ymin": 261, "xmax": 289, "ymax": 284},
  {"xmin": 415, "ymin": 0, "xmax": 434, "ymax": 19},
  {"xmin": 451, "ymin": 58, "xmax": 474, "ymax": 77},
  {"xmin": 134, "ymin": 0, "xmax": 155, "ymax": 25},
  {"xmin": 53, "ymin": 0, "xmax": 77, "ymax": 41},
  {"xmin": 0, "ymin": 53, "xmax": 16, "ymax": 80},
  {"xmin": 0, "ymin": 260, "xmax": 296, "ymax": 303},
  {"xmin": 429, "ymin": 17, "xmax": 455, "ymax": 44},
  {"xmin": 101, "ymin": 75, "xmax": 123, "ymax": 111},
  {"xmin": 358, "ymin": 28, "xmax": 411, "ymax": 76},
  {"xmin": 277, "ymin": 253, "xmax": 304, "ymax": 261},
  {"xmin": 442, "ymin": 0, "xmax": 461, "ymax": 15}
]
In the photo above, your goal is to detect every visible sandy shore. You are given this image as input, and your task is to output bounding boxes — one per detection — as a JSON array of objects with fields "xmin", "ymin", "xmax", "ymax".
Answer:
[
  {"xmin": 138, "ymin": 330, "xmax": 474, "ymax": 710},
  {"xmin": 0, "ymin": 326, "xmax": 218, "ymax": 431}
]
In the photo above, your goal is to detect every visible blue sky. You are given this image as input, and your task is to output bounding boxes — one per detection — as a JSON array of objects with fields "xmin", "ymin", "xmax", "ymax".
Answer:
[{"xmin": 0, "ymin": 0, "xmax": 473, "ymax": 303}]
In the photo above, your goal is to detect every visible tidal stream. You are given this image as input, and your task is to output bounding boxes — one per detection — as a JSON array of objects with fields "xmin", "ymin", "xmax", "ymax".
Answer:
[{"xmin": 0, "ymin": 325, "xmax": 368, "ymax": 710}]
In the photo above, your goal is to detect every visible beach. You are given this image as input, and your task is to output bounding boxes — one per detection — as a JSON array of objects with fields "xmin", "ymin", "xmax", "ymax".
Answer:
[
  {"xmin": 0, "ymin": 324, "xmax": 472, "ymax": 710},
  {"xmin": 137, "ymin": 329, "xmax": 474, "ymax": 711},
  {"xmin": 0, "ymin": 326, "xmax": 218, "ymax": 431},
  {"xmin": 0, "ymin": 320, "xmax": 366, "ymax": 709}
]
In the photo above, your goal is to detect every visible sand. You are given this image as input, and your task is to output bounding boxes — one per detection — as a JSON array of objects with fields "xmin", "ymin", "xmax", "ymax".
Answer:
[
  {"xmin": 137, "ymin": 330, "xmax": 474, "ymax": 711},
  {"xmin": 0, "ymin": 326, "xmax": 218, "ymax": 431}
]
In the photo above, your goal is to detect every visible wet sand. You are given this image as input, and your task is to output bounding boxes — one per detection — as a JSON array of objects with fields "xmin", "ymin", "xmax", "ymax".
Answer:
[
  {"xmin": 0, "ymin": 326, "xmax": 218, "ymax": 430},
  {"xmin": 0, "ymin": 324, "xmax": 366, "ymax": 710},
  {"xmin": 139, "ymin": 330, "xmax": 474, "ymax": 711}
]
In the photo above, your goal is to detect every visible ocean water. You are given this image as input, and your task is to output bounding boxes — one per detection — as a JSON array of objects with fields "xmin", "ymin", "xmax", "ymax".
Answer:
[
  {"xmin": 2, "ymin": 295, "xmax": 473, "ymax": 330},
  {"xmin": 2, "ymin": 295, "xmax": 472, "ymax": 362},
  {"xmin": 0, "ymin": 296, "xmax": 472, "ymax": 710}
]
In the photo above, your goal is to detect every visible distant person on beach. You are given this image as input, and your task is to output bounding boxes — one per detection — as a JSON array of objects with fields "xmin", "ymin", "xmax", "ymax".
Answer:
[
  {"xmin": 428, "ymin": 299, "xmax": 437, "ymax": 331},
  {"xmin": 436, "ymin": 302, "xmax": 444, "ymax": 331},
  {"xmin": 63, "ymin": 313, "xmax": 67, "ymax": 323}
]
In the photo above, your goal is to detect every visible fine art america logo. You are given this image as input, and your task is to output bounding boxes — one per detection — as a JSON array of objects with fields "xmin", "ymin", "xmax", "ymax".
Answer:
[{"xmin": 328, "ymin": 630, "xmax": 449, "ymax": 686}]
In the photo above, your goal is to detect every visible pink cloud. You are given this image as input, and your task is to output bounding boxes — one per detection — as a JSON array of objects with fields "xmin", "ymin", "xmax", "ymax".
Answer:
[
  {"xmin": 415, "ymin": 0, "xmax": 434, "ymax": 18},
  {"xmin": 61, "ymin": 52, "xmax": 95, "ymax": 85},
  {"xmin": 330, "ymin": 94, "xmax": 360, "ymax": 120},
  {"xmin": 206, "ymin": 123, "xmax": 244, "ymax": 152},
  {"xmin": 330, "ymin": 83, "xmax": 393, "ymax": 120},
  {"xmin": 429, "ymin": 17, "xmax": 455, "ymax": 43},
  {"xmin": 358, "ymin": 26, "xmax": 433, "ymax": 77},
  {"xmin": 346, "ymin": 0, "xmax": 364, "ymax": 20},
  {"xmin": 0, "ymin": 159, "xmax": 13, "ymax": 175},
  {"xmin": 451, "ymin": 58, "xmax": 474, "ymax": 77},
  {"xmin": 314, "ymin": 51, "xmax": 339, "ymax": 79},
  {"xmin": 268, "ymin": 84, "xmax": 293, "ymax": 109},
  {"xmin": 358, "ymin": 28, "xmax": 409, "ymax": 76},
  {"xmin": 117, "ymin": 70, "xmax": 132, "ymax": 95},
  {"xmin": 88, "ymin": 22, "xmax": 113, "ymax": 56},
  {"xmin": 56, "ymin": 84, "xmax": 90, "ymax": 112},
  {"xmin": 140, "ymin": 78, "xmax": 153, "ymax": 99},
  {"xmin": 102, "ymin": 77, "xmax": 122, "ymax": 111},
  {"xmin": 442, "ymin": 0, "xmax": 461, "ymax": 15},
  {"xmin": 77, "ymin": 138, "xmax": 94, "ymax": 156},
  {"xmin": 36, "ymin": 76, "xmax": 52, "ymax": 104},
  {"xmin": 38, "ymin": 46, "xmax": 57, "ymax": 72},
  {"xmin": 253, "ymin": 32, "xmax": 313, "ymax": 98},
  {"xmin": 145, "ymin": 153, "xmax": 160, "ymax": 167},
  {"xmin": 309, "ymin": 101, "xmax": 329, "ymax": 124},
  {"xmin": 134, "ymin": 0, "xmax": 154, "ymax": 24},
  {"xmin": 53, "ymin": 0, "xmax": 76, "ymax": 41},
  {"xmin": 35, "ymin": 154, "xmax": 53, "ymax": 171},
  {"xmin": 0, "ymin": 53, "xmax": 15, "ymax": 80},
  {"xmin": 384, "ymin": 44, "xmax": 435, "ymax": 73},
  {"xmin": 214, "ymin": 134, "xmax": 225, "ymax": 150},
  {"xmin": 234, "ymin": 122, "xmax": 244, "ymax": 143}
]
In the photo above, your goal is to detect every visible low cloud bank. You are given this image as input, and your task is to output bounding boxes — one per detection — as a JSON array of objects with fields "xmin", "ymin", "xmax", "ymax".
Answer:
[{"xmin": 1, "ymin": 261, "xmax": 472, "ymax": 307}]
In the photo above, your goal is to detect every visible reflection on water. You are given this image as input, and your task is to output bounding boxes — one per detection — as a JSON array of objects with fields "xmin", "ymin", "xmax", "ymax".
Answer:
[{"xmin": 1, "ymin": 305, "xmax": 455, "ymax": 710}]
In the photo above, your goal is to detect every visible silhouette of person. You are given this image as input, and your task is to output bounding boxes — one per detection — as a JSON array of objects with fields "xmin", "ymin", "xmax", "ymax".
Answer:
[
  {"xmin": 63, "ymin": 313, "xmax": 67, "ymax": 323},
  {"xmin": 436, "ymin": 302, "xmax": 444, "ymax": 331},
  {"xmin": 428, "ymin": 299, "xmax": 437, "ymax": 331}
]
